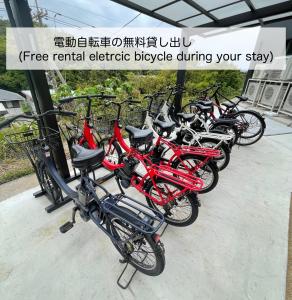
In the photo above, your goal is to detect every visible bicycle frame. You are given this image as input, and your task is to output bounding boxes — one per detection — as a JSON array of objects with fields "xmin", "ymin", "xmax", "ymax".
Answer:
[
  {"xmin": 102, "ymin": 120, "xmax": 203, "ymax": 206},
  {"xmin": 79, "ymin": 118, "xmax": 98, "ymax": 149},
  {"xmin": 145, "ymin": 91, "xmax": 234, "ymax": 150}
]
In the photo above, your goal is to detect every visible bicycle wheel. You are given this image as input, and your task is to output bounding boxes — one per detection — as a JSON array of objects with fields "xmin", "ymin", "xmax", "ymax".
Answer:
[
  {"xmin": 232, "ymin": 111, "xmax": 265, "ymax": 146},
  {"xmin": 38, "ymin": 163, "xmax": 62, "ymax": 202},
  {"xmin": 172, "ymin": 154, "xmax": 219, "ymax": 194},
  {"xmin": 144, "ymin": 178, "xmax": 199, "ymax": 227},
  {"xmin": 106, "ymin": 207, "xmax": 165, "ymax": 276},
  {"xmin": 196, "ymin": 138, "xmax": 230, "ymax": 171},
  {"xmin": 210, "ymin": 123, "xmax": 239, "ymax": 145}
]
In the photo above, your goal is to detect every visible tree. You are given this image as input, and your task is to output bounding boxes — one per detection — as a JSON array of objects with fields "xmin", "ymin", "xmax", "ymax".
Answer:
[{"xmin": 0, "ymin": 20, "xmax": 29, "ymax": 92}]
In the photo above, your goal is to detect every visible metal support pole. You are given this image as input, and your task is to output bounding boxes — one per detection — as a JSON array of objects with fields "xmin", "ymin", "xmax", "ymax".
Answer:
[
  {"xmin": 4, "ymin": 0, "xmax": 70, "ymax": 179},
  {"xmin": 174, "ymin": 69, "xmax": 186, "ymax": 113},
  {"xmin": 174, "ymin": 31, "xmax": 189, "ymax": 114}
]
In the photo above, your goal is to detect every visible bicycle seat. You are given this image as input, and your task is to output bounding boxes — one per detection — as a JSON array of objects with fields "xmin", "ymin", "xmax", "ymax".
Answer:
[
  {"xmin": 153, "ymin": 119, "xmax": 176, "ymax": 136},
  {"xmin": 125, "ymin": 126, "xmax": 154, "ymax": 148},
  {"xmin": 153, "ymin": 119, "xmax": 175, "ymax": 130},
  {"xmin": 195, "ymin": 104, "xmax": 213, "ymax": 113},
  {"xmin": 236, "ymin": 95, "xmax": 248, "ymax": 101},
  {"xmin": 197, "ymin": 100, "xmax": 213, "ymax": 106},
  {"xmin": 71, "ymin": 144, "xmax": 105, "ymax": 169},
  {"xmin": 177, "ymin": 113, "xmax": 196, "ymax": 122}
]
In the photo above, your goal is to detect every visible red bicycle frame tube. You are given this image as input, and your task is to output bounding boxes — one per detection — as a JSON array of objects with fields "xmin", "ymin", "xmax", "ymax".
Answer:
[
  {"xmin": 109, "ymin": 122, "xmax": 221, "ymax": 177},
  {"xmin": 100, "ymin": 121, "xmax": 203, "ymax": 205},
  {"xmin": 80, "ymin": 119, "xmax": 98, "ymax": 149},
  {"xmin": 79, "ymin": 118, "xmax": 204, "ymax": 205}
]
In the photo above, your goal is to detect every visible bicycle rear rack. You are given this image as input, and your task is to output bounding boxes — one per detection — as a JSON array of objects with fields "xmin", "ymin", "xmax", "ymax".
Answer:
[
  {"xmin": 179, "ymin": 145, "xmax": 221, "ymax": 158},
  {"xmin": 101, "ymin": 194, "xmax": 164, "ymax": 234},
  {"xmin": 195, "ymin": 131, "xmax": 234, "ymax": 141},
  {"xmin": 152, "ymin": 164, "xmax": 204, "ymax": 192}
]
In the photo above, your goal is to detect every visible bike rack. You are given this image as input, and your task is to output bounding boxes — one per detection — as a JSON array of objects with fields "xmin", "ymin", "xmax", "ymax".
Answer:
[
  {"xmin": 34, "ymin": 164, "xmax": 114, "ymax": 213},
  {"xmin": 33, "ymin": 174, "xmax": 80, "ymax": 213}
]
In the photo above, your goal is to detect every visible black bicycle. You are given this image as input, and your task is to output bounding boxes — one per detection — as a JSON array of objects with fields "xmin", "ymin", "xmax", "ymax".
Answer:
[
  {"xmin": 0, "ymin": 110, "xmax": 166, "ymax": 277},
  {"xmin": 182, "ymin": 84, "xmax": 266, "ymax": 146}
]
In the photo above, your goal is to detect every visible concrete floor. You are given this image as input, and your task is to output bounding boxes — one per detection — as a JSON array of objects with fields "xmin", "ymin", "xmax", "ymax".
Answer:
[{"xmin": 1, "ymin": 134, "xmax": 292, "ymax": 300}]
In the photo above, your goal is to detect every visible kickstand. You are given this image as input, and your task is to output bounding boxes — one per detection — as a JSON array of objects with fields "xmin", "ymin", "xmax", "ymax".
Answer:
[
  {"xmin": 117, "ymin": 259, "xmax": 138, "ymax": 289},
  {"xmin": 160, "ymin": 223, "xmax": 169, "ymax": 237}
]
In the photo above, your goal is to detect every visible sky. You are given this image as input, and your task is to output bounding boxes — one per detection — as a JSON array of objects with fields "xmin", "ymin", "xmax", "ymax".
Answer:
[{"xmin": 0, "ymin": 0, "xmax": 172, "ymax": 28}]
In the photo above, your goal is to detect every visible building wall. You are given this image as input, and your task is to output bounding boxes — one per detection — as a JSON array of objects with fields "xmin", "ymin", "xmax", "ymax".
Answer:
[{"xmin": 0, "ymin": 100, "xmax": 23, "ymax": 117}]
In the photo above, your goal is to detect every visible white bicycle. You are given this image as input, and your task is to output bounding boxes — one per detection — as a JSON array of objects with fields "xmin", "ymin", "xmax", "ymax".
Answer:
[{"xmin": 143, "ymin": 91, "xmax": 234, "ymax": 171}]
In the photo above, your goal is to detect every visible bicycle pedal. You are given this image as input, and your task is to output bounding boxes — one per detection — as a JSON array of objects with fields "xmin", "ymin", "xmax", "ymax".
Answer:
[{"xmin": 59, "ymin": 221, "xmax": 74, "ymax": 233}]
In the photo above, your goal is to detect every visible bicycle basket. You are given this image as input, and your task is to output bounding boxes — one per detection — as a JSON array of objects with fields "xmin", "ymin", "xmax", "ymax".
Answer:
[
  {"xmin": 122, "ymin": 106, "xmax": 147, "ymax": 129},
  {"xmin": 149, "ymin": 95, "xmax": 164, "ymax": 118},
  {"xmin": 4, "ymin": 127, "xmax": 60, "ymax": 160},
  {"xmin": 94, "ymin": 116, "xmax": 115, "ymax": 138}
]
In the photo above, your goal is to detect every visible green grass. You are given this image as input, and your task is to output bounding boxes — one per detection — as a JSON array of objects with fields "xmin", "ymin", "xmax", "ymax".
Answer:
[{"xmin": 0, "ymin": 159, "xmax": 34, "ymax": 185}]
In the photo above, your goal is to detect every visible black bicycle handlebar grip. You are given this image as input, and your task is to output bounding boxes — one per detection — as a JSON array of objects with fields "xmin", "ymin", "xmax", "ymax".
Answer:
[
  {"xmin": 59, "ymin": 97, "xmax": 75, "ymax": 104},
  {"xmin": 102, "ymin": 95, "xmax": 116, "ymax": 99},
  {"xmin": 156, "ymin": 92, "xmax": 167, "ymax": 96},
  {"xmin": 128, "ymin": 100, "xmax": 141, "ymax": 104},
  {"xmin": 58, "ymin": 110, "xmax": 77, "ymax": 117},
  {"xmin": 0, "ymin": 115, "xmax": 23, "ymax": 129}
]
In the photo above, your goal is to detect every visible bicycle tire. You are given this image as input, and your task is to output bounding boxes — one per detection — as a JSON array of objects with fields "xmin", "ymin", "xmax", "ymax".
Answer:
[
  {"xmin": 232, "ymin": 110, "xmax": 265, "ymax": 146},
  {"xmin": 210, "ymin": 123, "xmax": 239, "ymax": 145},
  {"xmin": 195, "ymin": 138, "xmax": 230, "ymax": 171},
  {"xmin": 144, "ymin": 178, "xmax": 199, "ymax": 227},
  {"xmin": 172, "ymin": 154, "xmax": 219, "ymax": 194},
  {"xmin": 38, "ymin": 163, "xmax": 62, "ymax": 203},
  {"xmin": 106, "ymin": 207, "xmax": 165, "ymax": 276}
]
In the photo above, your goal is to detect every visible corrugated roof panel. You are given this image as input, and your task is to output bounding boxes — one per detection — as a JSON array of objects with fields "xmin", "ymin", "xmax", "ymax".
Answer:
[
  {"xmin": 251, "ymin": 0, "xmax": 289, "ymax": 9},
  {"xmin": 191, "ymin": 0, "xmax": 239, "ymax": 11},
  {"xmin": 211, "ymin": 2, "xmax": 250, "ymax": 18},
  {"xmin": 180, "ymin": 14, "xmax": 212, "ymax": 27},
  {"xmin": 156, "ymin": 1, "xmax": 199, "ymax": 21}
]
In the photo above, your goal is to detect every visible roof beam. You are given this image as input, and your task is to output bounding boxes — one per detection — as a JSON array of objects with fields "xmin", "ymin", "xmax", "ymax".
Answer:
[
  {"xmin": 110, "ymin": 0, "xmax": 184, "ymax": 27},
  {"xmin": 244, "ymin": 0, "xmax": 263, "ymax": 25},
  {"xmin": 199, "ymin": 1, "xmax": 292, "ymax": 27},
  {"xmin": 181, "ymin": 0, "xmax": 218, "ymax": 22},
  {"xmin": 153, "ymin": 0, "xmax": 180, "ymax": 12}
]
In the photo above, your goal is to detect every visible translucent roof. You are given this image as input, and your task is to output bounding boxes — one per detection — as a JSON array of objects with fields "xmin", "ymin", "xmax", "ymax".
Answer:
[
  {"xmin": 211, "ymin": 2, "xmax": 250, "ymax": 19},
  {"xmin": 112, "ymin": 0, "xmax": 292, "ymax": 27},
  {"xmin": 155, "ymin": 1, "xmax": 199, "ymax": 21}
]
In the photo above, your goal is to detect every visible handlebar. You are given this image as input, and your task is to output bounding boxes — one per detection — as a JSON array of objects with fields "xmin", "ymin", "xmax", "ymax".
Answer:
[
  {"xmin": 144, "ymin": 91, "xmax": 167, "ymax": 100},
  {"xmin": 103, "ymin": 98, "xmax": 141, "ymax": 119},
  {"xmin": 59, "ymin": 94, "xmax": 116, "ymax": 104},
  {"xmin": 0, "ymin": 115, "xmax": 26, "ymax": 128},
  {"xmin": 58, "ymin": 110, "xmax": 77, "ymax": 117},
  {"xmin": 193, "ymin": 83, "xmax": 222, "ymax": 95},
  {"xmin": 0, "ymin": 109, "xmax": 77, "ymax": 129},
  {"xmin": 105, "ymin": 98, "xmax": 141, "ymax": 107}
]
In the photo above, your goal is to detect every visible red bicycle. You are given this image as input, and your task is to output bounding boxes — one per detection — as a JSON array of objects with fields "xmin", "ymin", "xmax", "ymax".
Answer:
[
  {"xmin": 59, "ymin": 95, "xmax": 204, "ymax": 226},
  {"xmin": 60, "ymin": 95, "xmax": 220, "ymax": 193}
]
